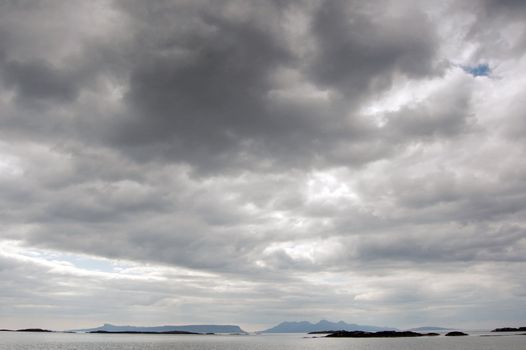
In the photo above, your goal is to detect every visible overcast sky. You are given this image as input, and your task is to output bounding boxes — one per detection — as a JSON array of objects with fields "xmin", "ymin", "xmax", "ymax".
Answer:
[{"xmin": 0, "ymin": 0, "xmax": 525, "ymax": 332}]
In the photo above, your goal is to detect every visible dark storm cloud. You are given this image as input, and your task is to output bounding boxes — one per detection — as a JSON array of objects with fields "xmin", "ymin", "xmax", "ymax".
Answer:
[
  {"xmin": 307, "ymin": 1, "xmax": 440, "ymax": 96},
  {"xmin": 97, "ymin": 0, "xmax": 445, "ymax": 173},
  {"xmin": 110, "ymin": 6, "xmax": 293, "ymax": 169},
  {"xmin": 1, "ymin": 59, "xmax": 81, "ymax": 103},
  {"xmin": 0, "ymin": 0, "xmax": 449, "ymax": 173}
]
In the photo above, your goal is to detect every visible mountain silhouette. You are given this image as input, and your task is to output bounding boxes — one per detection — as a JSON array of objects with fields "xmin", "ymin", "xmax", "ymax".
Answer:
[{"xmin": 261, "ymin": 320, "xmax": 396, "ymax": 333}]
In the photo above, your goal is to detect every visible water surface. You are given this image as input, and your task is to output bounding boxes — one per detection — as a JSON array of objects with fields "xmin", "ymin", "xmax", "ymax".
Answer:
[{"xmin": 1, "ymin": 331, "xmax": 525, "ymax": 350}]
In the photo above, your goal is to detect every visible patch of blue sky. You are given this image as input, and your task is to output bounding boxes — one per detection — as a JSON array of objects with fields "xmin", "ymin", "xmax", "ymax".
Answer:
[
  {"xmin": 462, "ymin": 63, "xmax": 490, "ymax": 77},
  {"xmin": 62, "ymin": 254, "xmax": 120, "ymax": 272}
]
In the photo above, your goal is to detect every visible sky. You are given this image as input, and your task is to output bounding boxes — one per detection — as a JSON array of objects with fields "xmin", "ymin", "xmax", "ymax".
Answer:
[{"xmin": 0, "ymin": 0, "xmax": 525, "ymax": 332}]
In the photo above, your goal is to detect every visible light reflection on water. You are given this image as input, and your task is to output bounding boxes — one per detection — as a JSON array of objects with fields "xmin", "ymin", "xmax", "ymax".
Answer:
[{"xmin": 0, "ymin": 332, "xmax": 525, "ymax": 350}]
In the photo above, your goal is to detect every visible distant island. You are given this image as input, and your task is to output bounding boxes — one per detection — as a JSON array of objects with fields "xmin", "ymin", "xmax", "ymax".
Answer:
[
  {"xmin": 0, "ymin": 328, "xmax": 53, "ymax": 333},
  {"xmin": 324, "ymin": 330, "xmax": 440, "ymax": 338},
  {"xmin": 88, "ymin": 330, "xmax": 200, "ymax": 335},
  {"xmin": 445, "ymin": 331, "xmax": 468, "ymax": 336},
  {"xmin": 313, "ymin": 330, "xmax": 470, "ymax": 338},
  {"xmin": 17, "ymin": 328, "xmax": 53, "ymax": 333},
  {"xmin": 492, "ymin": 327, "xmax": 526, "ymax": 332},
  {"xmin": 71, "ymin": 323, "xmax": 247, "ymax": 334},
  {"xmin": 261, "ymin": 320, "xmax": 396, "ymax": 333}
]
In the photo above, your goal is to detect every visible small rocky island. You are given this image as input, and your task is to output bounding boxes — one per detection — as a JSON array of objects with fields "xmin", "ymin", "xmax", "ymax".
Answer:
[
  {"xmin": 0, "ymin": 329, "xmax": 54, "ymax": 333},
  {"xmin": 492, "ymin": 327, "xmax": 526, "ymax": 332},
  {"xmin": 445, "ymin": 331, "xmax": 468, "ymax": 336},
  {"xmin": 324, "ymin": 330, "xmax": 439, "ymax": 338}
]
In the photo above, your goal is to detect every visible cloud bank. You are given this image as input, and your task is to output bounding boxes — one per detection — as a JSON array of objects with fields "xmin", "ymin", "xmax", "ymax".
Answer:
[{"xmin": 0, "ymin": 0, "xmax": 525, "ymax": 331}]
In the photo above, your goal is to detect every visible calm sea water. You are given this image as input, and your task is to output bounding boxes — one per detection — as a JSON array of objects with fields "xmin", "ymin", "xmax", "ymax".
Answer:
[{"xmin": 1, "ymin": 331, "xmax": 525, "ymax": 350}]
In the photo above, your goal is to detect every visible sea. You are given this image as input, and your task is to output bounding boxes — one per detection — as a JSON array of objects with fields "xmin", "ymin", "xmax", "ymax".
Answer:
[{"xmin": 1, "ymin": 331, "xmax": 525, "ymax": 350}]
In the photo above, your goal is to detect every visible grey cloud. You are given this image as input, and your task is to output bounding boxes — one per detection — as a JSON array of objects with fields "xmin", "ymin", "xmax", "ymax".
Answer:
[
  {"xmin": 354, "ymin": 224, "xmax": 526, "ymax": 264},
  {"xmin": 100, "ymin": 0, "xmax": 445, "ymax": 173},
  {"xmin": 308, "ymin": 1, "xmax": 441, "ymax": 96},
  {"xmin": 106, "ymin": 0, "xmax": 296, "ymax": 170},
  {"xmin": 384, "ymin": 85, "xmax": 473, "ymax": 140},
  {"xmin": 481, "ymin": 0, "xmax": 526, "ymax": 19},
  {"xmin": 1, "ymin": 59, "xmax": 81, "ymax": 103},
  {"xmin": 455, "ymin": 0, "xmax": 526, "ymax": 60},
  {"xmin": 0, "ymin": 0, "xmax": 449, "ymax": 174},
  {"xmin": 501, "ymin": 90, "xmax": 526, "ymax": 140}
]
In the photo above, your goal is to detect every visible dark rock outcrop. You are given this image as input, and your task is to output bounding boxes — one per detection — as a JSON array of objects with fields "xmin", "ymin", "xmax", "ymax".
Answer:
[
  {"xmin": 326, "ymin": 330, "xmax": 439, "ymax": 338},
  {"xmin": 16, "ymin": 329, "xmax": 53, "ymax": 332},
  {"xmin": 88, "ymin": 330, "xmax": 199, "ymax": 335},
  {"xmin": 492, "ymin": 327, "xmax": 526, "ymax": 332},
  {"xmin": 445, "ymin": 331, "xmax": 468, "ymax": 336}
]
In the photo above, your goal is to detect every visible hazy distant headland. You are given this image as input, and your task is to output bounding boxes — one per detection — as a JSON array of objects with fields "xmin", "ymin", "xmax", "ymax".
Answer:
[{"xmin": 70, "ymin": 323, "xmax": 247, "ymax": 334}]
